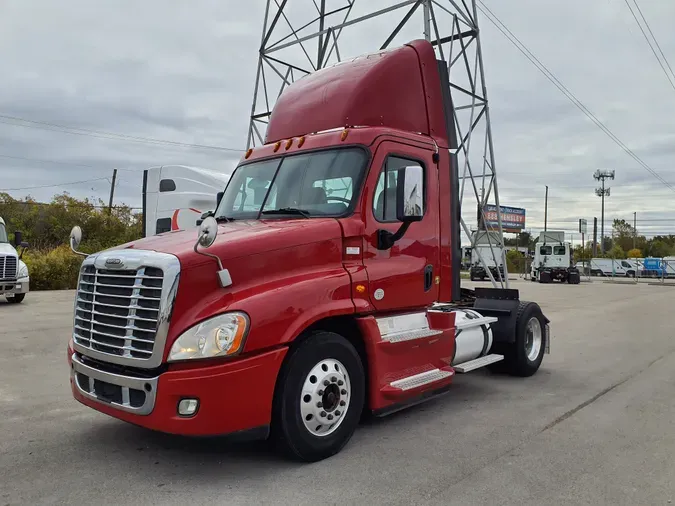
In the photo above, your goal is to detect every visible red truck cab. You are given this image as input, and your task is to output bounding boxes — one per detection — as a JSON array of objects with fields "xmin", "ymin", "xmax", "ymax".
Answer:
[{"xmin": 67, "ymin": 40, "xmax": 550, "ymax": 462}]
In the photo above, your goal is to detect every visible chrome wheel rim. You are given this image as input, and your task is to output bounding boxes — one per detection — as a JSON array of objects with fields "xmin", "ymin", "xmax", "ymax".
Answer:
[
  {"xmin": 524, "ymin": 317, "xmax": 542, "ymax": 362},
  {"xmin": 300, "ymin": 358, "xmax": 351, "ymax": 437}
]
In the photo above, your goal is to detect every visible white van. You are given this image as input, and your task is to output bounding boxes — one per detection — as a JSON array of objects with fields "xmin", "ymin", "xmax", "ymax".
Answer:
[{"xmin": 583, "ymin": 258, "xmax": 637, "ymax": 277}]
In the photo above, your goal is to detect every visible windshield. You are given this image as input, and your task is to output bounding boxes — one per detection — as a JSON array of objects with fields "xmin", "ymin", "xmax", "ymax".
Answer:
[
  {"xmin": 0, "ymin": 224, "xmax": 7, "ymax": 243},
  {"xmin": 215, "ymin": 147, "xmax": 368, "ymax": 220}
]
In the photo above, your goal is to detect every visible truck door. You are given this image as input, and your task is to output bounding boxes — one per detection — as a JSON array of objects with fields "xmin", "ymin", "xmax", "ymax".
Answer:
[{"xmin": 362, "ymin": 141, "xmax": 440, "ymax": 311}]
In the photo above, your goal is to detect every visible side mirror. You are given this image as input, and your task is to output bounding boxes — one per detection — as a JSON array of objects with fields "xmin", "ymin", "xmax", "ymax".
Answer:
[
  {"xmin": 396, "ymin": 165, "xmax": 424, "ymax": 223},
  {"xmin": 193, "ymin": 216, "xmax": 232, "ymax": 288},
  {"xmin": 69, "ymin": 226, "xmax": 87, "ymax": 257},
  {"xmin": 13, "ymin": 231, "xmax": 23, "ymax": 248}
]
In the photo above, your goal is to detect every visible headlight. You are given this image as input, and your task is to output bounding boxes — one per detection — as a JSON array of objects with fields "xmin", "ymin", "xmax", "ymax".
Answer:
[
  {"xmin": 18, "ymin": 261, "xmax": 28, "ymax": 278},
  {"xmin": 168, "ymin": 312, "xmax": 249, "ymax": 362}
]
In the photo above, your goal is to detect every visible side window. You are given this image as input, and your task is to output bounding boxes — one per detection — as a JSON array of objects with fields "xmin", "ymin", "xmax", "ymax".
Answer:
[
  {"xmin": 159, "ymin": 179, "xmax": 176, "ymax": 192},
  {"xmin": 540, "ymin": 245, "xmax": 552, "ymax": 255},
  {"xmin": 621, "ymin": 261, "xmax": 632, "ymax": 268},
  {"xmin": 373, "ymin": 156, "xmax": 425, "ymax": 222},
  {"xmin": 553, "ymin": 245, "xmax": 566, "ymax": 255},
  {"xmin": 156, "ymin": 218, "xmax": 171, "ymax": 234}
]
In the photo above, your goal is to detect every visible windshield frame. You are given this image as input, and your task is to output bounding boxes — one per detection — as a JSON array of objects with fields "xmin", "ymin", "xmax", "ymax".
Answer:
[
  {"xmin": 0, "ymin": 223, "xmax": 8, "ymax": 244},
  {"xmin": 215, "ymin": 144, "xmax": 371, "ymax": 221}
]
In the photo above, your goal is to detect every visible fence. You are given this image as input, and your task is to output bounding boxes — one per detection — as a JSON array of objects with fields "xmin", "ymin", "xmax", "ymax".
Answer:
[{"xmin": 575, "ymin": 258, "xmax": 675, "ymax": 285}]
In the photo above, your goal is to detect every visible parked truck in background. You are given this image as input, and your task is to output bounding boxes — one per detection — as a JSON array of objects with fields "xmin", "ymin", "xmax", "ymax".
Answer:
[
  {"xmin": 142, "ymin": 165, "xmax": 230, "ymax": 237},
  {"xmin": 469, "ymin": 230, "xmax": 505, "ymax": 281},
  {"xmin": 0, "ymin": 217, "xmax": 30, "ymax": 303},
  {"xmin": 66, "ymin": 40, "xmax": 550, "ymax": 462},
  {"xmin": 530, "ymin": 231, "xmax": 580, "ymax": 284}
]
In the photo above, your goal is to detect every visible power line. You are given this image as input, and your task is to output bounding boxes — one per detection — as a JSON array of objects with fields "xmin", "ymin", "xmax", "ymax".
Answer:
[
  {"xmin": 475, "ymin": 1, "xmax": 675, "ymax": 194},
  {"xmin": 0, "ymin": 114, "xmax": 245, "ymax": 153},
  {"xmin": 0, "ymin": 177, "xmax": 111, "ymax": 192},
  {"xmin": 622, "ymin": 0, "xmax": 675, "ymax": 93}
]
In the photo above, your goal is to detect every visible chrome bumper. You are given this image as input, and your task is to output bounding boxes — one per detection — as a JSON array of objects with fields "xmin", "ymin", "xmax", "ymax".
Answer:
[
  {"xmin": 71, "ymin": 353, "xmax": 158, "ymax": 415},
  {"xmin": 0, "ymin": 276, "xmax": 29, "ymax": 295}
]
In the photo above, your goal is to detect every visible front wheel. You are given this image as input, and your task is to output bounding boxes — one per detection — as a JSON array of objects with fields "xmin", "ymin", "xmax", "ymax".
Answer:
[
  {"xmin": 272, "ymin": 331, "xmax": 365, "ymax": 462},
  {"xmin": 6, "ymin": 293, "xmax": 25, "ymax": 304}
]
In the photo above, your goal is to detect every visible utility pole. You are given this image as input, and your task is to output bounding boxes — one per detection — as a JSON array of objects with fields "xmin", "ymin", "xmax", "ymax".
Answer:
[
  {"xmin": 544, "ymin": 185, "xmax": 548, "ymax": 232},
  {"xmin": 108, "ymin": 168, "xmax": 118, "ymax": 213},
  {"xmin": 592, "ymin": 217, "xmax": 598, "ymax": 257},
  {"xmin": 594, "ymin": 169, "xmax": 615, "ymax": 254},
  {"xmin": 633, "ymin": 211, "xmax": 637, "ymax": 251}
]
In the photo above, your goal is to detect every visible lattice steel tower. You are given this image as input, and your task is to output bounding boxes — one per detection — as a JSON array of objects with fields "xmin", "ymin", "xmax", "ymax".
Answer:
[{"xmin": 247, "ymin": 0, "xmax": 510, "ymax": 287}]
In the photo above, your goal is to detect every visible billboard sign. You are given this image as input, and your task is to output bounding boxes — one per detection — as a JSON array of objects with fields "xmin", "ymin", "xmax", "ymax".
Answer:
[
  {"xmin": 478, "ymin": 204, "xmax": 526, "ymax": 233},
  {"xmin": 579, "ymin": 219, "xmax": 587, "ymax": 235}
]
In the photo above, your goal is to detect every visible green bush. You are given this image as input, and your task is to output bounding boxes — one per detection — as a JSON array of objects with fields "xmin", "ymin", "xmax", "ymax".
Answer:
[{"xmin": 23, "ymin": 245, "xmax": 84, "ymax": 291}]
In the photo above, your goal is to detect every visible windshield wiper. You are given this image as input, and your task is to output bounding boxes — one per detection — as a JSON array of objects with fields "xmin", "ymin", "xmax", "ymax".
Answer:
[
  {"xmin": 261, "ymin": 207, "xmax": 311, "ymax": 218},
  {"xmin": 215, "ymin": 216, "xmax": 235, "ymax": 223}
]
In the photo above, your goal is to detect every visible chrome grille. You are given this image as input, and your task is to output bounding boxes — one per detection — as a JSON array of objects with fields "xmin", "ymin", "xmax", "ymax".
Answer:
[
  {"xmin": 74, "ymin": 265, "xmax": 164, "ymax": 360},
  {"xmin": 0, "ymin": 255, "xmax": 17, "ymax": 280}
]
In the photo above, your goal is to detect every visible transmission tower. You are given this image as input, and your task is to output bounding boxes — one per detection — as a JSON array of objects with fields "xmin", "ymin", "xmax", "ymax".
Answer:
[
  {"xmin": 594, "ymin": 169, "xmax": 615, "ymax": 254},
  {"xmin": 246, "ymin": 0, "xmax": 510, "ymax": 288}
]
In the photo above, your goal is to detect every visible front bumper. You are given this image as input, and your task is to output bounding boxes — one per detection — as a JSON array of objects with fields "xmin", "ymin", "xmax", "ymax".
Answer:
[
  {"xmin": 68, "ymin": 341, "xmax": 288, "ymax": 437},
  {"xmin": 0, "ymin": 276, "xmax": 29, "ymax": 295}
]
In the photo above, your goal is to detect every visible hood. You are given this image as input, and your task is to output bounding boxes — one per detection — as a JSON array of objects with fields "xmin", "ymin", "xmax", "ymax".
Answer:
[
  {"xmin": 113, "ymin": 218, "xmax": 343, "ymax": 268},
  {"xmin": 0, "ymin": 243, "xmax": 17, "ymax": 255}
]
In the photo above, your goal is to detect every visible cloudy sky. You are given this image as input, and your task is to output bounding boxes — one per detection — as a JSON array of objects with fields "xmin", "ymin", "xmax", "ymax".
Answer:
[{"xmin": 1, "ymin": 0, "xmax": 674, "ymax": 242}]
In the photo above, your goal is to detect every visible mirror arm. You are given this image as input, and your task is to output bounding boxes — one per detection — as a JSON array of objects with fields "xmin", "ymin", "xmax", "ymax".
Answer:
[
  {"xmin": 376, "ymin": 222, "xmax": 412, "ymax": 250},
  {"xmin": 194, "ymin": 235, "xmax": 224, "ymax": 271},
  {"xmin": 70, "ymin": 243, "xmax": 88, "ymax": 257}
]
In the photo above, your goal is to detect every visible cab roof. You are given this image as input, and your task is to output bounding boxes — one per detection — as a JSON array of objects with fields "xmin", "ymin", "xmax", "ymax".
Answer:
[{"xmin": 265, "ymin": 39, "xmax": 450, "ymax": 148}]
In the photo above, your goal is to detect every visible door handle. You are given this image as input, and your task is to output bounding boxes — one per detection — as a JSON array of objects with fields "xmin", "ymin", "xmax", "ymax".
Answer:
[{"xmin": 424, "ymin": 264, "xmax": 433, "ymax": 292}]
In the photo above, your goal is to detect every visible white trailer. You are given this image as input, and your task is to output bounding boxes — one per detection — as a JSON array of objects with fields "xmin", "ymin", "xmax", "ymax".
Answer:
[
  {"xmin": 142, "ymin": 165, "xmax": 230, "ymax": 237},
  {"xmin": 0, "ymin": 217, "xmax": 29, "ymax": 303}
]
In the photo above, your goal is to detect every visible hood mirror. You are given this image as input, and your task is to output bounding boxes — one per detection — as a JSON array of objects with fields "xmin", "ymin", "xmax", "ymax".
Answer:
[
  {"xmin": 69, "ymin": 226, "xmax": 87, "ymax": 257},
  {"xmin": 193, "ymin": 216, "xmax": 232, "ymax": 288}
]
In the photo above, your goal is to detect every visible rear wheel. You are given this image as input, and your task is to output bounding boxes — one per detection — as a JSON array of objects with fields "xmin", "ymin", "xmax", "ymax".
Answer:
[
  {"xmin": 6, "ymin": 293, "xmax": 25, "ymax": 304},
  {"xmin": 272, "ymin": 331, "xmax": 365, "ymax": 462},
  {"xmin": 498, "ymin": 301, "xmax": 547, "ymax": 377},
  {"xmin": 538, "ymin": 271, "xmax": 551, "ymax": 284}
]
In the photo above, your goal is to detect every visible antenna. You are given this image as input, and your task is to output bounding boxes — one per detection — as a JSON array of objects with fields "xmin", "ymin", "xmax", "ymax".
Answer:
[{"xmin": 246, "ymin": 0, "xmax": 510, "ymax": 288}]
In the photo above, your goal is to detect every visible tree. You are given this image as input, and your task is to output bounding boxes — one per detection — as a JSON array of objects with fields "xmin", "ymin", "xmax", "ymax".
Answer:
[
  {"xmin": 627, "ymin": 248, "xmax": 642, "ymax": 258},
  {"xmin": 612, "ymin": 219, "xmax": 637, "ymax": 253},
  {"xmin": 607, "ymin": 243, "xmax": 626, "ymax": 259}
]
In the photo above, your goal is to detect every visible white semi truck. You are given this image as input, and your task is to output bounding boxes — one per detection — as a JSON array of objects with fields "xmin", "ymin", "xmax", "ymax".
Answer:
[
  {"xmin": 531, "ymin": 231, "xmax": 580, "ymax": 284},
  {"xmin": 142, "ymin": 165, "xmax": 230, "ymax": 237},
  {"xmin": 469, "ymin": 230, "xmax": 506, "ymax": 281},
  {"xmin": 0, "ymin": 217, "xmax": 29, "ymax": 303}
]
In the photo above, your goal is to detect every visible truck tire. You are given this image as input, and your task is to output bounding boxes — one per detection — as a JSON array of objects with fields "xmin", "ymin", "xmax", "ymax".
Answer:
[
  {"xmin": 538, "ymin": 271, "xmax": 551, "ymax": 284},
  {"xmin": 567, "ymin": 271, "xmax": 580, "ymax": 284},
  {"xmin": 6, "ymin": 293, "xmax": 25, "ymax": 304},
  {"xmin": 271, "ymin": 331, "xmax": 365, "ymax": 462},
  {"xmin": 501, "ymin": 301, "xmax": 547, "ymax": 377}
]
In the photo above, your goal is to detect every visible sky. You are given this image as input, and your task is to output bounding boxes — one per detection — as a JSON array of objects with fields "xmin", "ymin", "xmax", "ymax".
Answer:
[{"xmin": 1, "ymin": 0, "xmax": 674, "ymax": 243}]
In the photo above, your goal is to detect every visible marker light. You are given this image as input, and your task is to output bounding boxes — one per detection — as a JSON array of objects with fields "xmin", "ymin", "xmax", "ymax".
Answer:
[
  {"xmin": 285, "ymin": 138, "xmax": 293, "ymax": 150},
  {"xmin": 245, "ymin": 148, "xmax": 253, "ymax": 159},
  {"xmin": 168, "ymin": 312, "xmax": 249, "ymax": 361},
  {"xmin": 273, "ymin": 141, "xmax": 281, "ymax": 152},
  {"xmin": 341, "ymin": 129, "xmax": 349, "ymax": 141},
  {"xmin": 298, "ymin": 136, "xmax": 306, "ymax": 148}
]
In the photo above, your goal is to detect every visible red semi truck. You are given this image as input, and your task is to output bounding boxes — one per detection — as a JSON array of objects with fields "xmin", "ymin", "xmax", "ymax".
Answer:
[{"xmin": 67, "ymin": 40, "xmax": 550, "ymax": 462}]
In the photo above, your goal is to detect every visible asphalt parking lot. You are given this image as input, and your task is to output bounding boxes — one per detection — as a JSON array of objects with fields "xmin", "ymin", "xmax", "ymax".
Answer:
[{"xmin": 1, "ymin": 280, "xmax": 674, "ymax": 505}]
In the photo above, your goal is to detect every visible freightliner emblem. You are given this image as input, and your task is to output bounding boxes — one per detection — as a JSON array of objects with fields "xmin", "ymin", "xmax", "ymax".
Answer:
[{"xmin": 105, "ymin": 258, "xmax": 124, "ymax": 268}]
